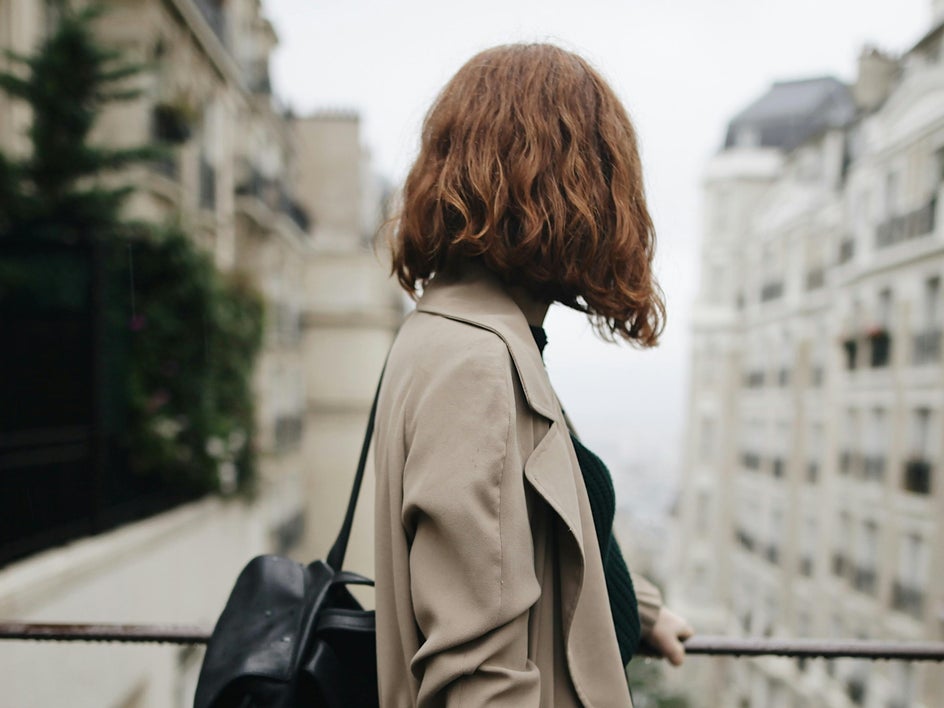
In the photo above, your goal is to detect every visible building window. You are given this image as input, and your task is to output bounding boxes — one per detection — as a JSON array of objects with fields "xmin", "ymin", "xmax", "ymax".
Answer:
[
  {"xmin": 903, "ymin": 408, "xmax": 933, "ymax": 494},
  {"xmin": 892, "ymin": 533, "xmax": 926, "ymax": 619},
  {"xmin": 862, "ymin": 408, "xmax": 887, "ymax": 482},
  {"xmin": 840, "ymin": 409, "xmax": 859, "ymax": 475},
  {"xmin": 914, "ymin": 276, "xmax": 942, "ymax": 365},
  {"xmin": 885, "ymin": 171, "xmax": 900, "ymax": 217},
  {"xmin": 695, "ymin": 490, "xmax": 711, "ymax": 534},
  {"xmin": 698, "ymin": 416, "xmax": 716, "ymax": 462},
  {"xmin": 853, "ymin": 520, "xmax": 878, "ymax": 595}
]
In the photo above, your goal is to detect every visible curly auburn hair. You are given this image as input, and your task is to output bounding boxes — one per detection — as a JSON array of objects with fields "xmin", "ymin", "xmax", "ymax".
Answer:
[{"xmin": 391, "ymin": 43, "xmax": 665, "ymax": 346}]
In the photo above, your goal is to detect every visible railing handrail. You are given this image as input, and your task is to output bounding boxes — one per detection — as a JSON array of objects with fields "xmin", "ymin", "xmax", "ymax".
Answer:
[{"xmin": 1, "ymin": 623, "xmax": 943, "ymax": 660}]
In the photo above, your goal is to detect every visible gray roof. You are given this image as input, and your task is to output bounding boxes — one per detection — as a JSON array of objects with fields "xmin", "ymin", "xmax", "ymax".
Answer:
[{"xmin": 724, "ymin": 77, "xmax": 856, "ymax": 151}]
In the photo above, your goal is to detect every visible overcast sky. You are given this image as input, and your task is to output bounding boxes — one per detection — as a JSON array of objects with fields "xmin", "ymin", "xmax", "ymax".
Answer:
[{"xmin": 263, "ymin": 0, "xmax": 931, "ymax": 499}]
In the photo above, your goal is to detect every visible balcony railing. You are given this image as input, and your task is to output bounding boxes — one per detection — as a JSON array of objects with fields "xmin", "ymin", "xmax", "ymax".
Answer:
[
  {"xmin": 3, "ymin": 624, "xmax": 943, "ymax": 663},
  {"xmin": 902, "ymin": 458, "xmax": 932, "ymax": 495},
  {"xmin": 875, "ymin": 194, "xmax": 937, "ymax": 248},
  {"xmin": 236, "ymin": 168, "xmax": 312, "ymax": 234},
  {"xmin": 891, "ymin": 580, "xmax": 925, "ymax": 619},
  {"xmin": 912, "ymin": 329, "xmax": 942, "ymax": 365}
]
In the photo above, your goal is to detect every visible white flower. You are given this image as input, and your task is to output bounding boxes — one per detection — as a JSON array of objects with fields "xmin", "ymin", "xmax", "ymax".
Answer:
[
  {"xmin": 152, "ymin": 416, "xmax": 183, "ymax": 440},
  {"xmin": 227, "ymin": 429, "xmax": 247, "ymax": 453},
  {"xmin": 206, "ymin": 436, "xmax": 226, "ymax": 459}
]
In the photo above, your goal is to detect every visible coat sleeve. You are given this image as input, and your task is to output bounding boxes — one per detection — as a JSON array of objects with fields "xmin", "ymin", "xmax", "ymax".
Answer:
[
  {"xmin": 630, "ymin": 571, "xmax": 663, "ymax": 636},
  {"xmin": 400, "ymin": 337, "xmax": 542, "ymax": 707}
]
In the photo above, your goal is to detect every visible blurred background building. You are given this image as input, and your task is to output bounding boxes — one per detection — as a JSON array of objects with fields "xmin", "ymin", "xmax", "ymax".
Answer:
[
  {"xmin": 0, "ymin": 1, "xmax": 401, "ymax": 706},
  {"xmin": 670, "ymin": 5, "xmax": 944, "ymax": 708}
]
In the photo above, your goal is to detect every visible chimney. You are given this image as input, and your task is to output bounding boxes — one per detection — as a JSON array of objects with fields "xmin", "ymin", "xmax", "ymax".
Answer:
[{"xmin": 852, "ymin": 46, "xmax": 899, "ymax": 112}]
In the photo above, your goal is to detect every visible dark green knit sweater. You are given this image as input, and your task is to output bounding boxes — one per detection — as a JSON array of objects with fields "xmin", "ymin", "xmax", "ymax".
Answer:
[{"xmin": 530, "ymin": 326, "xmax": 642, "ymax": 666}]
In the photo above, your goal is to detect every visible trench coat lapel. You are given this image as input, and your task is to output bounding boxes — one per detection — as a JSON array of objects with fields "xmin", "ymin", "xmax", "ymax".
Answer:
[
  {"xmin": 417, "ymin": 268, "xmax": 629, "ymax": 706},
  {"xmin": 415, "ymin": 268, "xmax": 585, "ymax": 556}
]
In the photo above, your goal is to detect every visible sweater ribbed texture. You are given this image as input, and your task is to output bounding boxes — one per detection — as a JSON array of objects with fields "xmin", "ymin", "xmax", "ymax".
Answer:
[{"xmin": 529, "ymin": 326, "xmax": 641, "ymax": 665}]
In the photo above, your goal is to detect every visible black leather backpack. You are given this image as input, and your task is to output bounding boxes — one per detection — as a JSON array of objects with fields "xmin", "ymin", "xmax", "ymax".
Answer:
[{"xmin": 193, "ymin": 375, "xmax": 383, "ymax": 708}]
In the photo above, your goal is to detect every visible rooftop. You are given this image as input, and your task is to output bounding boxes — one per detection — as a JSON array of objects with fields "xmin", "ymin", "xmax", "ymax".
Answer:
[{"xmin": 724, "ymin": 76, "xmax": 857, "ymax": 152}]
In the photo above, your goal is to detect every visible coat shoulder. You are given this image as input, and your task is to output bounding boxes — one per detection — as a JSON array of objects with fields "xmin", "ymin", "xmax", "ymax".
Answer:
[{"xmin": 393, "ymin": 310, "xmax": 514, "ymax": 381}]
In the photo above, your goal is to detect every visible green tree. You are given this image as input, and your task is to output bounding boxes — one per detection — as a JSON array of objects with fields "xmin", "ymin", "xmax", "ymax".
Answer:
[
  {"xmin": 0, "ymin": 0, "xmax": 160, "ymax": 239},
  {"xmin": 0, "ymin": 1, "xmax": 263, "ymax": 500}
]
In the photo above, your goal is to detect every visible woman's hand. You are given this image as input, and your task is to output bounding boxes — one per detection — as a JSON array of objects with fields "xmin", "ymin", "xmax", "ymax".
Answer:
[{"xmin": 642, "ymin": 607, "xmax": 694, "ymax": 666}]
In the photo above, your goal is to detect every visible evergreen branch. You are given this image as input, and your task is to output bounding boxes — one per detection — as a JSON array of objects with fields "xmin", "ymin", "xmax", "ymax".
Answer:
[{"xmin": 0, "ymin": 73, "xmax": 32, "ymax": 100}]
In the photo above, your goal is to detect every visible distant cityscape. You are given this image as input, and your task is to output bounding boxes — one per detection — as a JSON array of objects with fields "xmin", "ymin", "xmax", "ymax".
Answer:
[{"xmin": 668, "ymin": 5, "xmax": 944, "ymax": 707}]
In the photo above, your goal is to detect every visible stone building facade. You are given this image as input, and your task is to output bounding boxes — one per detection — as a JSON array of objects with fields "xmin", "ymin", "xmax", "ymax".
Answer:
[{"xmin": 670, "ymin": 9, "xmax": 944, "ymax": 708}]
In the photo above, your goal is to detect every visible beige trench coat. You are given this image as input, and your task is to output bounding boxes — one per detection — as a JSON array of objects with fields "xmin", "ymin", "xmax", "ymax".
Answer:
[{"xmin": 373, "ymin": 264, "xmax": 663, "ymax": 707}]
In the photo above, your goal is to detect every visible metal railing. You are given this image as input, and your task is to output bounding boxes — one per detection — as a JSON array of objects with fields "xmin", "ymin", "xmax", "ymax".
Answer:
[{"xmin": 2, "ymin": 623, "xmax": 943, "ymax": 661}]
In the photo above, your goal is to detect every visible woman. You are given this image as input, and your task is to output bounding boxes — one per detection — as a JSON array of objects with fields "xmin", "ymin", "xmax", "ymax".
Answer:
[{"xmin": 374, "ymin": 43, "xmax": 693, "ymax": 707}]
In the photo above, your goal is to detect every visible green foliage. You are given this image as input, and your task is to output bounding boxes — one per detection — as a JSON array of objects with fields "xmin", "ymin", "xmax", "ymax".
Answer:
[
  {"xmin": 626, "ymin": 659, "xmax": 692, "ymax": 708},
  {"xmin": 0, "ymin": 2, "xmax": 264, "ymax": 497},
  {"xmin": 123, "ymin": 227, "xmax": 264, "ymax": 496},
  {"xmin": 0, "ymin": 0, "xmax": 161, "ymax": 239}
]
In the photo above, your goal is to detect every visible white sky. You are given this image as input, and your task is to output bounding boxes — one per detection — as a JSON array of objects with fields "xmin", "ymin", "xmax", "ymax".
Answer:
[{"xmin": 263, "ymin": 0, "xmax": 932, "ymax": 500}]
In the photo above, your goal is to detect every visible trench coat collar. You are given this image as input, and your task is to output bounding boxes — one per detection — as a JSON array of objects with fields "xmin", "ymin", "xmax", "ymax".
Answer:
[{"xmin": 415, "ymin": 264, "xmax": 559, "ymax": 423}]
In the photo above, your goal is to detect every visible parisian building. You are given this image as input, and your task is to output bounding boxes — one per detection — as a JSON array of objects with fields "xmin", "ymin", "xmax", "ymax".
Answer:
[
  {"xmin": 0, "ymin": 1, "xmax": 400, "ymax": 705},
  {"xmin": 670, "ymin": 7, "xmax": 944, "ymax": 708}
]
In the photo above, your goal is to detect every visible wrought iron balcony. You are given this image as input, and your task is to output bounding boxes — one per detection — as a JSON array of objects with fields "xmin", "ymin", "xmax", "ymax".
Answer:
[{"xmin": 875, "ymin": 194, "xmax": 937, "ymax": 248}]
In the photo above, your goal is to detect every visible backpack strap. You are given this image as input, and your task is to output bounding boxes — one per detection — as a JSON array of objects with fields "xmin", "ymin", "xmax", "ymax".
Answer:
[{"xmin": 326, "ymin": 361, "xmax": 386, "ymax": 571}]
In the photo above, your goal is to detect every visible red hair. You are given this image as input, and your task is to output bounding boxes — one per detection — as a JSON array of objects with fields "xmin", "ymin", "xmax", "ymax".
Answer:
[{"xmin": 390, "ymin": 43, "xmax": 665, "ymax": 346}]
